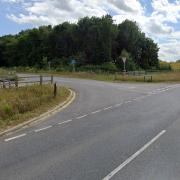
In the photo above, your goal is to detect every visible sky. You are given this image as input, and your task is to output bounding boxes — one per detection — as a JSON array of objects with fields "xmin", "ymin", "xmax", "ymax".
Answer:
[{"xmin": 0, "ymin": 0, "xmax": 180, "ymax": 61}]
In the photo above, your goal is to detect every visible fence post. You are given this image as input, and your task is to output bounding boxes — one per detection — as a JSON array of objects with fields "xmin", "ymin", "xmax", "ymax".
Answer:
[
  {"xmin": 51, "ymin": 75, "xmax": 53, "ymax": 84},
  {"xmin": 54, "ymin": 82, "xmax": 57, "ymax": 97},
  {"xmin": 40, "ymin": 75, "xmax": 43, "ymax": 85},
  {"xmin": 9, "ymin": 81, "xmax": 11, "ymax": 88},
  {"xmin": 15, "ymin": 79, "xmax": 18, "ymax": 88}
]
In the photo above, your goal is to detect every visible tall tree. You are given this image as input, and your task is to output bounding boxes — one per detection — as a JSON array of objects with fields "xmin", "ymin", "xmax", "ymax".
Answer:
[{"xmin": 0, "ymin": 16, "xmax": 159, "ymax": 70}]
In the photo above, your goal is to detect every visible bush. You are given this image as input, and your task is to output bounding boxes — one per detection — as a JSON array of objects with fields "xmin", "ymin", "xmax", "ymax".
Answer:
[
  {"xmin": 101, "ymin": 62, "xmax": 117, "ymax": 72},
  {"xmin": 0, "ymin": 103, "xmax": 14, "ymax": 119}
]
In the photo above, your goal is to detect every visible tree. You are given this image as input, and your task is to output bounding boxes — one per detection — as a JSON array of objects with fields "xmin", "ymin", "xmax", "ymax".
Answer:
[
  {"xmin": 0, "ymin": 16, "xmax": 159, "ymax": 70},
  {"xmin": 77, "ymin": 15, "xmax": 114, "ymax": 64}
]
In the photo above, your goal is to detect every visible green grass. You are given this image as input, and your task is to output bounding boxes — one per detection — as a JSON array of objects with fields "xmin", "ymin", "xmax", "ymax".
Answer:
[
  {"xmin": 5, "ymin": 66, "xmax": 180, "ymax": 83},
  {"xmin": 0, "ymin": 84, "xmax": 70, "ymax": 131}
]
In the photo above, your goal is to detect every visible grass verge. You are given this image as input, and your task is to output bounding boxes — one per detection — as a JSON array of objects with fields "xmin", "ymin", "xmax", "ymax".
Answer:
[
  {"xmin": 18, "ymin": 71, "xmax": 180, "ymax": 83},
  {"xmin": 0, "ymin": 84, "xmax": 70, "ymax": 131}
]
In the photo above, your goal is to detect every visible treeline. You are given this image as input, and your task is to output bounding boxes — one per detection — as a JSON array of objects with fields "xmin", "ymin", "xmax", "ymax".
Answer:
[{"xmin": 0, "ymin": 15, "xmax": 159, "ymax": 71}]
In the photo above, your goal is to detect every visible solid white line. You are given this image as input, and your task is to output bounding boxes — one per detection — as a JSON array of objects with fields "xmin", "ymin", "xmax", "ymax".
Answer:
[
  {"xmin": 91, "ymin": 110, "xmax": 102, "ymax": 114},
  {"xmin": 4, "ymin": 133, "xmax": 27, "ymax": 142},
  {"xmin": 102, "ymin": 130, "xmax": 166, "ymax": 180},
  {"xmin": 35, "ymin": 125, "xmax": 52, "ymax": 132},
  {"xmin": 104, "ymin": 106, "xmax": 113, "ymax": 110},
  {"xmin": 76, "ymin": 115, "xmax": 88, "ymax": 119},
  {"xmin": 58, "ymin": 119, "xmax": 72, "ymax": 125}
]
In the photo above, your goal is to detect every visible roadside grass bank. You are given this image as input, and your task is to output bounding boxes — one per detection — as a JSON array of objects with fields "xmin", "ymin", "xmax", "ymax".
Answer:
[
  {"xmin": 0, "ymin": 84, "xmax": 70, "ymax": 131},
  {"xmin": 17, "ymin": 70, "xmax": 180, "ymax": 83},
  {"xmin": 0, "ymin": 68, "xmax": 17, "ymax": 81}
]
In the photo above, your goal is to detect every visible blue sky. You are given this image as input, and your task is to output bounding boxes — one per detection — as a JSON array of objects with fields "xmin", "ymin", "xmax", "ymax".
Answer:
[{"xmin": 0, "ymin": 0, "xmax": 180, "ymax": 61}]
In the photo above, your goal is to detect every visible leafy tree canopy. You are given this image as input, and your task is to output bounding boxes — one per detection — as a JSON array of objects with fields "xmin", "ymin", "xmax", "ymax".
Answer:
[{"xmin": 0, "ymin": 16, "xmax": 159, "ymax": 70}]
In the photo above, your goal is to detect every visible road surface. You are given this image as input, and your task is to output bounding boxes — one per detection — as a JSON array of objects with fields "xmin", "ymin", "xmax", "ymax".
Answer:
[{"xmin": 0, "ymin": 76, "xmax": 180, "ymax": 180}]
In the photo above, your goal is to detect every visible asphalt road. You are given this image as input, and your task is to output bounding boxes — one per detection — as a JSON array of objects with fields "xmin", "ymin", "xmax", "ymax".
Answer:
[{"xmin": 0, "ymin": 76, "xmax": 180, "ymax": 180}]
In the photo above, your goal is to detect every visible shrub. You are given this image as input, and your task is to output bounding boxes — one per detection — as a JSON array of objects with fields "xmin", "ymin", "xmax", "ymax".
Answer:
[{"xmin": 101, "ymin": 62, "xmax": 117, "ymax": 72}]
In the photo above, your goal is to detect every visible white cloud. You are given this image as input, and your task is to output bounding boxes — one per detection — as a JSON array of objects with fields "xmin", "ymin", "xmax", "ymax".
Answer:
[
  {"xmin": 152, "ymin": 0, "xmax": 180, "ymax": 23},
  {"xmin": 3, "ymin": 0, "xmax": 180, "ymax": 61},
  {"xmin": 7, "ymin": 0, "xmax": 107, "ymax": 25},
  {"xmin": 2, "ymin": 0, "xmax": 24, "ymax": 3},
  {"xmin": 107, "ymin": 0, "xmax": 143, "ymax": 14},
  {"xmin": 159, "ymin": 41, "xmax": 180, "ymax": 61}
]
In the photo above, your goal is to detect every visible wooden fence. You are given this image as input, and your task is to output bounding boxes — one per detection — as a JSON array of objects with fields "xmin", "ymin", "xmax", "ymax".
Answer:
[{"xmin": 0, "ymin": 75, "xmax": 54, "ymax": 89}]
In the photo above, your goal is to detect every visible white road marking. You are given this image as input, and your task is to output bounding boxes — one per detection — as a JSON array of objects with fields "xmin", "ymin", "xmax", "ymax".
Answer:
[
  {"xmin": 4, "ymin": 84, "xmax": 177, "ymax": 141},
  {"xmin": 125, "ymin": 101, "xmax": 131, "ymax": 104},
  {"xmin": 4, "ymin": 133, "xmax": 27, "ymax": 142},
  {"xmin": 102, "ymin": 130, "xmax": 166, "ymax": 180},
  {"xmin": 104, "ymin": 106, "xmax": 113, "ymax": 110},
  {"xmin": 34, "ymin": 125, "xmax": 52, "ymax": 132},
  {"xmin": 114, "ymin": 103, "xmax": 123, "ymax": 107},
  {"xmin": 91, "ymin": 110, "xmax": 102, "ymax": 114},
  {"xmin": 58, "ymin": 119, "xmax": 72, "ymax": 125},
  {"xmin": 76, "ymin": 115, "xmax": 88, "ymax": 119}
]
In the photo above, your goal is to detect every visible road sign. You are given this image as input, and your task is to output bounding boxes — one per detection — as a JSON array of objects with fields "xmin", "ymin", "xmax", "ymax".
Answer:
[
  {"xmin": 71, "ymin": 59, "xmax": 76, "ymax": 65},
  {"xmin": 71, "ymin": 59, "xmax": 76, "ymax": 72},
  {"xmin": 122, "ymin": 57, "xmax": 126, "ymax": 64},
  {"xmin": 122, "ymin": 57, "xmax": 127, "ymax": 74}
]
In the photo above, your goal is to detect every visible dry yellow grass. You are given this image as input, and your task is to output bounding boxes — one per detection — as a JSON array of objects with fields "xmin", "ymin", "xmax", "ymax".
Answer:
[
  {"xmin": 170, "ymin": 62, "xmax": 180, "ymax": 71},
  {"xmin": 44, "ymin": 71, "xmax": 180, "ymax": 83},
  {"xmin": 0, "ymin": 84, "xmax": 69, "ymax": 131}
]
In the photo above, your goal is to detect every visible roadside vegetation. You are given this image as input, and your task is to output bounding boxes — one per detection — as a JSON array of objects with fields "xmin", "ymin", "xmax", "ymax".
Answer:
[
  {"xmin": 1, "ymin": 15, "xmax": 179, "ymax": 83},
  {"xmin": 0, "ymin": 16, "xmax": 159, "ymax": 72},
  {"xmin": 0, "ymin": 84, "xmax": 69, "ymax": 131}
]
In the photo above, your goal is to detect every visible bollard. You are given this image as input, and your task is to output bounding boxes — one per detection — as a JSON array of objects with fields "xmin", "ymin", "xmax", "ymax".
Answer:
[
  {"xmin": 40, "ymin": 75, "xmax": 43, "ymax": 85},
  {"xmin": 54, "ymin": 82, "xmax": 57, "ymax": 97}
]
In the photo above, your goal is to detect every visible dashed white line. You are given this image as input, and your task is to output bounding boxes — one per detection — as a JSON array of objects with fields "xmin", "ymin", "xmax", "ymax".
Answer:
[
  {"xmin": 104, "ymin": 106, "xmax": 113, "ymax": 110},
  {"xmin": 76, "ymin": 115, "xmax": 88, "ymax": 119},
  {"xmin": 114, "ymin": 103, "xmax": 123, "ymax": 107},
  {"xmin": 91, "ymin": 110, "xmax": 102, "ymax": 114},
  {"xmin": 58, "ymin": 119, "xmax": 72, "ymax": 125},
  {"xmin": 102, "ymin": 130, "xmax": 166, "ymax": 180},
  {"xmin": 34, "ymin": 125, "xmax": 52, "ymax": 132},
  {"xmin": 125, "ymin": 101, "xmax": 132, "ymax": 104},
  {"xmin": 4, "ymin": 133, "xmax": 27, "ymax": 142}
]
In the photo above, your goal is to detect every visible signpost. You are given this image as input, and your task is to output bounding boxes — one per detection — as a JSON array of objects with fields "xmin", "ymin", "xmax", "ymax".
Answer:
[
  {"xmin": 71, "ymin": 59, "xmax": 76, "ymax": 72},
  {"xmin": 48, "ymin": 61, "xmax": 51, "ymax": 71},
  {"xmin": 122, "ymin": 57, "xmax": 126, "ymax": 75}
]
